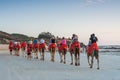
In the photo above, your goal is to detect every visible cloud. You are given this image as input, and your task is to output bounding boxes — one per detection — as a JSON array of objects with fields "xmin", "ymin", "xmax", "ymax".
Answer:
[
  {"xmin": 79, "ymin": 0, "xmax": 109, "ymax": 8},
  {"xmin": 85, "ymin": 0, "xmax": 106, "ymax": 5},
  {"xmin": 97, "ymin": 0, "xmax": 105, "ymax": 3}
]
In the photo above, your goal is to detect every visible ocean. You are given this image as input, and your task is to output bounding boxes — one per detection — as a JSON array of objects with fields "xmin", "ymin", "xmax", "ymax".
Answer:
[{"xmin": 99, "ymin": 45, "xmax": 120, "ymax": 56}]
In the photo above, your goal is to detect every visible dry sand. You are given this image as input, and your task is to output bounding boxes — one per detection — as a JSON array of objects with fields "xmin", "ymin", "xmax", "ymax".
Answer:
[{"xmin": 0, "ymin": 44, "xmax": 9, "ymax": 50}]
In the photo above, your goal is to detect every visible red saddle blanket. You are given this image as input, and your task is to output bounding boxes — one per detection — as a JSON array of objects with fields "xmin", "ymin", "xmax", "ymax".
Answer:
[
  {"xmin": 58, "ymin": 44, "xmax": 67, "ymax": 52},
  {"xmin": 21, "ymin": 42, "xmax": 27, "ymax": 48},
  {"xmin": 33, "ymin": 44, "xmax": 39, "ymax": 48},
  {"xmin": 70, "ymin": 42, "xmax": 80, "ymax": 51},
  {"xmin": 39, "ymin": 43, "xmax": 46, "ymax": 49},
  {"xmin": 87, "ymin": 43, "xmax": 99, "ymax": 55},
  {"xmin": 49, "ymin": 43, "xmax": 56, "ymax": 50}
]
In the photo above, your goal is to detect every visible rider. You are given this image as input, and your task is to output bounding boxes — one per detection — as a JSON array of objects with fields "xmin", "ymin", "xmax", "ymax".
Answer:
[
  {"xmin": 72, "ymin": 34, "xmax": 78, "ymax": 43},
  {"xmin": 49, "ymin": 37, "xmax": 57, "ymax": 62},
  {"xmin": 70, "ymin": 34, "xmax": 80, "ymax": 51},
  {"xmin": 61, "ymin": 37, "xmax": 66, "ymax": 45},
  {"xmin": 39, "ymin": 38, "xmax": 46, "ymax": 50},
  {"xmin": 9, "ymin": 41, "xmax": 13, "ymax": 55},
  {"xmin": 48, "ymin": 37, "xmax": 56, "ymax": 50},
  {"xmin": 51, "ymin": 37, "xmax": 56, "ymax": 43},
  {"xmin": 33, "ymin": 39, "xmax": 39, "ymax": 49},
  {"xmin": 21, "ymin": 41, "xmax": 27, "ymax": 49},
  {"xmin": 40, "ymin": 38, "xmax": 45, "ymax": 44},
  {"xmin": 88, "ymin": 33, "xmax": 99, "ymax": 54},
  {"xmin": 61, "ymin": 37, "xmax": 67, "ymax": 50},
  {"xmin": 90, "ymin": 33, "xmax": 98, "ymax": 44}
]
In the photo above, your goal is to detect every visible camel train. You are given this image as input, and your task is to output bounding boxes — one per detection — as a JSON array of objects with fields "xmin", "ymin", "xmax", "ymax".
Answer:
[{"xmin": 9, "ymin": 33, "xmax": 99, "ymax": 69}]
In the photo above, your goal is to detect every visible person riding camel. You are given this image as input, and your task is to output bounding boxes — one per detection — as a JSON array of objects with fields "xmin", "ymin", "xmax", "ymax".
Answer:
[
  {"xmin": 21, "ymin": 41, "xmax": 27, "ymax": 50},
  {"xmin": 14, "ymin": 42, "xmax": 21, "ymax": 56},
  {"xmin": 39, "ymin": 38, "xmax": 46, "ymax": 60},
  {"xmin": 87, "ymin": 33, "xmax": 99, "ymax": 55},
  {"xmin": 89, "ymin": 33, "xmax": 98, "ymax": 45},
  {"xmin": 70, "ymin": 34, "xmax": 80, "ymax": 66},
  {"xmin": 39, "ymin": 38, "xmax": 46, "ymax": 50},
  {"xmin": 61, "ymin": 37, "xmax": 66, "ymax": 45},
  {"xmin": 70, "ymin": 34, "xmax": 80, "ymax": 52},
  {"xmin": 72, "ymin": 34, "xmax": 78, "ymax": 43},
  {"xmin": 58, "ymin": 37, "xmax": 68, "ymax": 64},
  {"xmin": 61, "ymin": 37, "xmax": 67, "ymax": 50},
  {"xmin": 21, "ymin": 41, "xmax": 27, "ymax": 57},
  {"xmin": 9, "ymin": 41, "xmax": 13, "ymax": 55},
  {"xmin": 48, "ymin": 37, "xmax": 57, "ymax": 62},
  {"xmin": 87, "ymin": 34, "xmax": 100, "ymax": 69},
  {"xmin": 27, "ymin": 41, "xmax": 33, "ymax": 60}
]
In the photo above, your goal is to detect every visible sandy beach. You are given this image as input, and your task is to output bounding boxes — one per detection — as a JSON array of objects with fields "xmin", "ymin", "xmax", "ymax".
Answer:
[
  {"xmin": 0, "ymin": 50, "xmax": 120, "ymax": 80},
  {"xmin": 1, "ymin": 0, "xmax": 120, "ymax": 79},
  {"xmin": 0, "ymin": 44, "xmax": 8, "ymax": 50}
]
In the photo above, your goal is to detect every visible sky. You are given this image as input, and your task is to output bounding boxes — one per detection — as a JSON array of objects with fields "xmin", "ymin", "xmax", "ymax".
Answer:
[{"xmin": 0, "ymin": 0, "xmax": 120, "ymax": 45}]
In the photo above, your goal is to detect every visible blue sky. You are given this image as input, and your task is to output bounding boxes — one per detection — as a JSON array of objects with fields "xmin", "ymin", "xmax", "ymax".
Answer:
[{"xmin": 0, "ymin": 0, "xmax": 120, "ymax": 45}]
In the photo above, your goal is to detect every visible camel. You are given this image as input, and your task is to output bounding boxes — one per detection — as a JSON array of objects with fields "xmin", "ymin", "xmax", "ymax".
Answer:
[
  {"xmin": 49, "ymin": 43, "xmax": 56, "ymax": 62},
  {"xmin": 21, "ymin": 41, "xmax": 27, "ymax": 57},
  {"xmin": 9, "ymin": 41, "xmax": 13, "ymax": 55},
  {"xmin": 86, "ymin": 43, "xmax": 100, "ymax": 70},
  {"xmin": 33, "ymin": 43, "xmax": 39, "ymax": 59},
  {"xmin": 70, "ymin": 42, "xmax": 80, "ymax": 66},
  {"xmin": 13, "ymin": 42, "xmax": 21, "ymax": 56},
  {"xmin": 39, "ymin": 43, "xmax": 46, "ymax": 60},
  {"xmin": 58, "ymin": 43, "xmax": 67, "ymax": 64}
]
